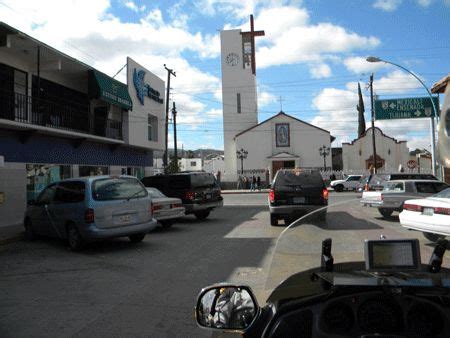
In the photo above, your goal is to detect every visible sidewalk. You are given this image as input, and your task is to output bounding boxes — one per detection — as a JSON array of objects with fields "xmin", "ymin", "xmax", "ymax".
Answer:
[{"xmin": 0, "ymin": 223, "xmax": 24, "ymax": 245}]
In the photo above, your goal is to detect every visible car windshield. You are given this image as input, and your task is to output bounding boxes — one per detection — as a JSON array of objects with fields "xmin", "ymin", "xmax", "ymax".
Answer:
[
  {"xmin": 92, "ymin": 177, "xmax": 147, "ymax": 200},
  {"xmin": 431, "ymin": 187, "xmax": 450, "ymax": 199},
  {"xmin": 146, "ymin": 187, "xmax": 166, "ymax": 198},
  {"xmin": 263, "ymin": 198, "xmax": 450, "ymax": 302}
]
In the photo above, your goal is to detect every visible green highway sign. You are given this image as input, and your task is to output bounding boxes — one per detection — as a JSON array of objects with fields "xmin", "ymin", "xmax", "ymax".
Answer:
[{"xmin": 374, "ymin": 97, "xmax": 439, "ymax": 120}]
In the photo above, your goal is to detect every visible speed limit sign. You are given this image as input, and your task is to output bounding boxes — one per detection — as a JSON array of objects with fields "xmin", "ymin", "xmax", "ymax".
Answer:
[{"xmin": 407, "ymin": 160, "xmax": 417, "ymax": 169}]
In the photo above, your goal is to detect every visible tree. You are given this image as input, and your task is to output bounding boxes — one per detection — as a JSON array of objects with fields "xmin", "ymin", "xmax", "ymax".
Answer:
[
  {"xmin": 165, "ymin": 156, "xmax": 180, "ymax": 174},
  {"xmin": 186, "ymin": 150, "xmax": 195, "ymax": 158}
]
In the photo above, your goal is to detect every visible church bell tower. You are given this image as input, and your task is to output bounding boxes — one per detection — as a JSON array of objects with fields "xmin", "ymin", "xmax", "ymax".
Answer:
[{"xmin": 220, "ymin": 15, "xmax": 265, "ymax": 182}]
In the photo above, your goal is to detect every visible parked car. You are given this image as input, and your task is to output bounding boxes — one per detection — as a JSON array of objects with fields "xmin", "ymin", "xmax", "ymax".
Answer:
[
  {"xmin": 356, "ymin": 173, "xmax": 438, "ymax": 192},
  {"xmin": 142, "ymin": 171, "xmax": 223, "ymax": 220},
  {"xmin": 330, "ymin": 174, "xmax": 362, "ymax": 192},
  {"xmin": 399, "ymin": 187, "xmax": 450, "ymax": 242},
  {"xmin": 361, "ymin": 179, "xmax": 448, "ymax": 218},
  {"xmin": 268, "ymin": 169, "xmax": 328, "ymax": 226},
  {"xmin": 146, "ymin": 187, "xmax": 185, "ymax": 228},
  {"xmin": 24, "ymin": 176, "xmax": 157, "ymax": 250}
]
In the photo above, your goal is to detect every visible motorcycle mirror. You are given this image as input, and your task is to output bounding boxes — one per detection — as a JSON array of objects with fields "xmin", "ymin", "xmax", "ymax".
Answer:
[
  {"xmin": 195, "ymin": 284, "xmax": 259, "ymax": 331},
  {"xmin": 438, "ymin": 84, "xmax": 450, "ymax": 168}
]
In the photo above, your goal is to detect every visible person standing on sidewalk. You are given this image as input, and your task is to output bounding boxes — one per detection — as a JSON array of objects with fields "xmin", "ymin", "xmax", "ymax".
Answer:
[
  {"xmin": 256, "ymin": 176, "xmax": 261, "ymax": 191},
  {"xmin": 251, "ymin": 175, "xmax": 256, "ymax": 191}
]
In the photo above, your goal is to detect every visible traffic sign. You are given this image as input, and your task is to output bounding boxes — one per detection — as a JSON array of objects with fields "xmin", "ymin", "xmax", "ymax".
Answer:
[
  {"xmin": 407, "ymin": 160, "xmax": 417, "ymax": 169},
  {"xmin": 374, "ymin": 97, "xmax": 439, "ymax": 120}
]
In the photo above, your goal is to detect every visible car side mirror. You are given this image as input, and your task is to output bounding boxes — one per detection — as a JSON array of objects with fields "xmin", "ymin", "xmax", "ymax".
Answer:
[{"xmin": 195, "ymin": 284, "xmax": 258, "ymax": 331}]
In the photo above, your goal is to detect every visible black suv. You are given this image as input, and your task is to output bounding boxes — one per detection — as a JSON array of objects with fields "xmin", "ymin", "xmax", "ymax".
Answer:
[
  {"xmin": 268, "ymin": 169, "xmax": 328, "ymax": 226},
  {"xmin": 142, "ymin": 172, "xmax": 223, "ymax": 220}
]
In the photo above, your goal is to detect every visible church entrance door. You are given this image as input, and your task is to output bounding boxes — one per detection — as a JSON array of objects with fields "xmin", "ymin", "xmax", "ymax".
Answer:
[{"xmin": 272, "ymin": 160, "xmax": 295, "ymax": 178}]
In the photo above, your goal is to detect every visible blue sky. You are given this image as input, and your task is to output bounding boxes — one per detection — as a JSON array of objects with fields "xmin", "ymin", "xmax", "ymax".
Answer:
[{"xmin": 1, "ymin": 0, "xmax": 449, "ymax": 151}]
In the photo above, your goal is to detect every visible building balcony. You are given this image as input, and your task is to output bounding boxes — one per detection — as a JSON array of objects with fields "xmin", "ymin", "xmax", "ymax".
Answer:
[{"xmin": 0, "ymin": 91, "xmax": 123, "ymax": 140}]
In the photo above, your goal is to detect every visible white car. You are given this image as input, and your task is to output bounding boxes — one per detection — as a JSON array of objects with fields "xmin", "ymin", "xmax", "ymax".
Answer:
[
  {"xmin": 399, "ymin": 187, "xmax": 450, "ymax": 242},
  {"xmin": 330, "ymin": 175, "xmax": 362, "ymax": 192},
  {"xmin": 146, "ymin": 187, "xmax": 185, "ymax": 228}
]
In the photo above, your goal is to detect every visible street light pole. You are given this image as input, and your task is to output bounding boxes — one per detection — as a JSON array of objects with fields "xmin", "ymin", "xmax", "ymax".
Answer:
[
  {"xmin": 366, "ymin": 57, "xmax": 438, "ymax": 177},
  {"xmin": 236, "ymin": 148, "xmax": 248, "ymax": 175},
  {"xmin": 318, "ymin": 145, "xmax": 330, "ymax": 171}
]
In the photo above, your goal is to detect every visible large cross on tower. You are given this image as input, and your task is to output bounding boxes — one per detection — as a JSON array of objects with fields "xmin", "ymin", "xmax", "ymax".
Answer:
[{"xmin": 240, "ymin": 14, "xmax": 265, "ymax": 75}]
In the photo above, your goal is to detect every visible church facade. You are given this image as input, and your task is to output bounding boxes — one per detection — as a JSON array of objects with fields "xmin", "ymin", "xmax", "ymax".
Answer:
[
  {"xmin": 342, "ymin": 127, "xmax": 410, "ymax": 172},
  {"xmin": 220, "ymin": 16, "xmax": 332, "ymax": 184}
]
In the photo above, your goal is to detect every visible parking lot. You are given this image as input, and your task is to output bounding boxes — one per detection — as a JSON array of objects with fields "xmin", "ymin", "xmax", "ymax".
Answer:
[{"xmin": 1, "ymin": 192, "xmax": 446, "ymax": 337}]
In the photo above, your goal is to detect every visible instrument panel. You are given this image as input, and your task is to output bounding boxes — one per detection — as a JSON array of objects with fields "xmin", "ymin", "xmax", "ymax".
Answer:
[{"xmin": 268, "ymin": 290, "xmax": 450, "ymax": 338}]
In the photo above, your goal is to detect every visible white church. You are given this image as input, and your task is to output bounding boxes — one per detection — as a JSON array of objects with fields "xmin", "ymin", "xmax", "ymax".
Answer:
[{"xmin": 220, "ymin": 16, "xmax": 333, "ymax": 186}]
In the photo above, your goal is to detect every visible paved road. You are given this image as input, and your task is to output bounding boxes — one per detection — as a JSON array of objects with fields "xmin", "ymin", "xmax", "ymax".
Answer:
[{"xmin": 0, "ymin": 192, "xmax": 444, "ymax": 337}]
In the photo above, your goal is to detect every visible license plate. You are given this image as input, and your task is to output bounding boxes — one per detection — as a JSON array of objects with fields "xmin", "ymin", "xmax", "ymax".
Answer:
[
  {"xmin": 423, "ymin": 208, "xmax": 434, "ymax": 216},
  {"xmin": 205, "ymin": 194, "xmax": 212, "ymax": 199},
  {"xmin": 293, "ymin": 197, "xmax": 305, "ymax": 204},
  {"xmin": 119, "ymin": 215, "xmax": 132, "ymax": 223}
]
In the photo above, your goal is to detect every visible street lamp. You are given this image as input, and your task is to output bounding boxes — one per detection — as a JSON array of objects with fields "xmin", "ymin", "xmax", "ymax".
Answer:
[
  {"xmin": 236, "ymin": 148, "xmax": 248, "ymax": 175},
  {"xmin": 318, "ymin": 145, "xmax": 330, "ymax": 171},
  {"xmin": 366, "ymin": 56, "xmax": 439, "ymax": 176}
]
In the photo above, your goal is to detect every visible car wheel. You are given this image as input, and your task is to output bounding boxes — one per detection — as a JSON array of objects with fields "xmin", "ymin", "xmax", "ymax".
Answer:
[
  {"xmin": 67, "ymin": 223, "xmax": 84, "ymax": 251},
  {"xmin": 423, "ymin": 232, "xmax": 446, "ymax": 243},
  {"xmin": 160, "ymin": 220, "xmax": 173, "ymax": 228},
  {"xmin": 378, "ymin": 208, "xmax": 393, "ymax": 218},
  {"xmin": 194, "ymin": 210, "xmax": 210, "ymax": 220},
  {"xmin": 270, "ymin": 214, "xmax": 278, "ymax": 226},
  {"xmin": 334, "ymin": 184, "xmax": 344, "ymax": 192},
  {"xmin": 129, "ymin": 233, "xmax": 146, "ymax": 243},
  {"xmin": 24, "ymin": 218, "xmax": 36, "ymax": 241}
]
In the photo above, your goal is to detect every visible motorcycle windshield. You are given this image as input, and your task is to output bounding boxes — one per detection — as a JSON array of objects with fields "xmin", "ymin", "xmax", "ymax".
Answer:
[{"xmin": 264, "ymin": 196, "xmax": 450, "ymax": 303}]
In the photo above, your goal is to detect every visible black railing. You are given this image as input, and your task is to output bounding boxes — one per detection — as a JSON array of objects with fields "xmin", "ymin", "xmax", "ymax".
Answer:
[{"xmin": 0, "ymin": 91, "xmax": 123, "ymax": 140}]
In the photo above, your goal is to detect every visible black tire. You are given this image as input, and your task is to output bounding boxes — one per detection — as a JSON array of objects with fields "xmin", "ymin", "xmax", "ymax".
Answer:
[
  {"xmin": 194, "ymin": 210, "xmax": 210, "ymax": 220},
  {"xmin": 378, "ymin": 208, "xmax": 393, "ymax": 218},
  {"xmin": 67, "ymin": 223, "xmax": 84, "ymax": 251},
  {"xmin": 423, "ymin": 232, "xmax": 445, "ymax": 243},
  {"xmin": 270, "ymin": 214, "xmax": 278, "ymax": 226},
  {"xmin": 334, "ymin": 184, "xmax": 344, "ymax": 192},
  {"xmin": 24, "ymin": 218, "xmax": 36, "ymax": 241},
  {"xmin": 129, "ymin": 233, "xmax": 146, "ymax": 243},
  {"xmin": 160, "ymin": 220, "xmax": 173, "ymax": 229}
]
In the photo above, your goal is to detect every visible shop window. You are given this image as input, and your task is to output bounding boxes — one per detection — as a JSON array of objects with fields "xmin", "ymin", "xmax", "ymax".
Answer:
[
  {"xmin": 26, "ymin": 164, "xmax": 71, "ymax": 201},
  {"xmin": 79, "ymin": 166, "xmax": 109, "ymax": 177},
  {"xmin": 148, "ymin": 114, "xmax": 158, "ymax": 141}
]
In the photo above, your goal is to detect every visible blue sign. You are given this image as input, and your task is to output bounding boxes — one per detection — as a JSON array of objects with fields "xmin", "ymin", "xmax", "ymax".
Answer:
[{"xmin": 133, "ymin": 68, "xmax": 164, "ymax": 105}]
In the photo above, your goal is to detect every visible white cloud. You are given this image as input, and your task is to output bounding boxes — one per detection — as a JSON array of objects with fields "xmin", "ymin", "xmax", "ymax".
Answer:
[
  {"xmin": 310, "ymin": 63, "xmax": 332, "ymax": 79},
  {"xmin": 373, "ymin": 70, "xmax": 422, "ymax": 95},
  {"xmin": 373, "ymin": 0, "xmax": 402, "ymax": 11},
  {"xmin": 258, "ymin": 91, "xmax": 277, "ymax": 107},
  {"xmin": 344, "ymin": 56, "xmax": 386, "ymax": 74},
  {"xmin": 123, "ymin": 1, "xmax": 139, "ymax": 12},
  {"xmin": 417, "ymin": 0, "xmax": 433, "ymax": 6}
]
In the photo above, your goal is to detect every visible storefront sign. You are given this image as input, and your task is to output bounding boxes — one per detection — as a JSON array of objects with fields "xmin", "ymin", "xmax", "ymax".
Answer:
[{"xmin": 133, "ymin": 68, "xmax": 164, "ymax": 105}]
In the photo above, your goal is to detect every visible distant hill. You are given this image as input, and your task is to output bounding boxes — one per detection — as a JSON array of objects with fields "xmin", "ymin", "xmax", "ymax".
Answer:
[{"xmin": 154, "ymin": 148, "xmax": 224, "ymax": 160}]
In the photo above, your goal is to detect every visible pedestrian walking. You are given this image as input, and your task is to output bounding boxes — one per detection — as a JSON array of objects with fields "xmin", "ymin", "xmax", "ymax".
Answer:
[
  {"xmin": 251, "ymin": 175, "xmax": 256, "ymax": 191},
  {"xmin": 256, "ymin": 176, "xmax": 261, "ymax": 190}
]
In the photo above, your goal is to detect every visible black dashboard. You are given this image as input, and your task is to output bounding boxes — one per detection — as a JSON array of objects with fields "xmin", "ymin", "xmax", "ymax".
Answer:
[{"xmin": 266, "ymin": 289, "xmax": 450, "ymax": 338}]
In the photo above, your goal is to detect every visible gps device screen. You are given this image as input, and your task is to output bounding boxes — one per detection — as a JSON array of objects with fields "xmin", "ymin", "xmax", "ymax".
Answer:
[{"xmin": 365, "ymin": 239, "xmax": 421, "ymax": 270}]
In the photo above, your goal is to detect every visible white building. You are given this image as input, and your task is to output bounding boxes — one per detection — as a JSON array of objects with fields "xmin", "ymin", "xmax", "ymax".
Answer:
[
  {"xmin": 203, "ymin": 155, "xmax": 225, "ymax": 174},
  {"xmin": 153, "ymin": 157, "xmax": 203, "ymax": 172},
  {"xmin": 220, "ymin": 16, "xmax": 331, "ymax": 185},
  {"xmin": 342, "ymin": 127, "xmax": 410, "ymax": 172},
  {"xmin": 0, "ymin": 23, "xmax": 165, "ymax": 230}
]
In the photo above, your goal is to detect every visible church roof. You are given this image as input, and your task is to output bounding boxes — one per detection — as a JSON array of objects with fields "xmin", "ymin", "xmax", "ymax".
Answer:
[
  {"xmin": 267, "ymin": 152, "xmax": 300, "ymax": 159},
  {"xmin": 342, "ymin": 126, "xmax": 406, "ymax": 146},
  {"xmin": 234, "ymin": 111, "xmax": 333, "ymax": 140}
]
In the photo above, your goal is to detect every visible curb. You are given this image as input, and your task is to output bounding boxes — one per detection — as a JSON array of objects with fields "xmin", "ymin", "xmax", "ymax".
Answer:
[{"xmin": 0, "ymin": 232, "xmax": 24, "ymax": 245}]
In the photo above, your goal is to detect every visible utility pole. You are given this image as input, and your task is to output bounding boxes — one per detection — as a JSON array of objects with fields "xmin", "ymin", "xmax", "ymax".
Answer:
[
  {"xmin": 172, "ymin": 102, "xmax": 178, "ymax": 167},
  {"xmin": 369, "ymin": 74, "xmax": 378, "ymax": 173},
  {"xmin": 163, "ymin": 64, "xmax": 176, "ymax": 170}
]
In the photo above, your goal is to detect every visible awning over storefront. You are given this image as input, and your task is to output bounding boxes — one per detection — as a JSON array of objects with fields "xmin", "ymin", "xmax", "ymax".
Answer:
[{"xmin": 88, "ymin": 70, "xmax": 132, "ymax": 110}]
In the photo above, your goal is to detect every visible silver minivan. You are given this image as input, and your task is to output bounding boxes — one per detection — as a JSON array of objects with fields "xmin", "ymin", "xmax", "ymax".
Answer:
[{"xmin": 24, "ymin": 175, "xmax": 157, "ymax": 250}]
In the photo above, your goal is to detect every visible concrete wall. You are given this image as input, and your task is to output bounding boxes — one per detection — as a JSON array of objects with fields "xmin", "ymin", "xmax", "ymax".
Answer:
[
  {"xmin": 235, "ymin": 114, "xmax": 332, "ymax": 176},
  {"xmin": 125, "ymin": 57, "xmax": 165, "ymax": 151},
  {"xmin": 0, "ymin": 163, "xmax": 26, "ymax": 228},
  {"xmin": 342, "ymin": 128, "xmax": 410, "ymax": 172},
  {"xmin": 220, "ymin": 30, "xmax": 258, "ymax": 182}
]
